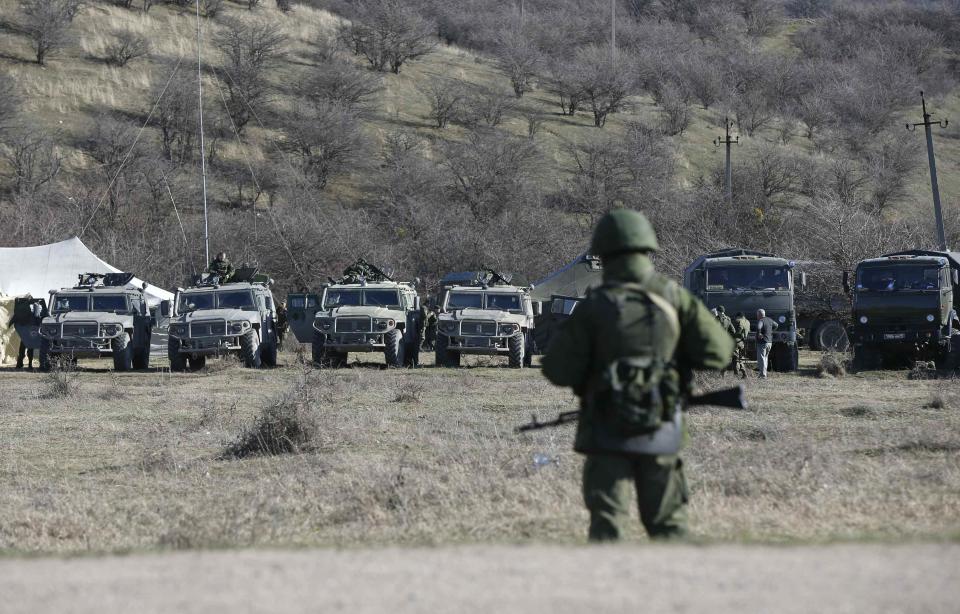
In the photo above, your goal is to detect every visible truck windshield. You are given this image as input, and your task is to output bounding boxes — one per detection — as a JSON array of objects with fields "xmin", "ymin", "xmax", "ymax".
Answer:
[
  {"xmin": 363, "ymin": 290, "xmax": 402, "ymax": 307},
  {"xmin": 448, "ymin": 292, "xmax": 483, "ymax": 309},
  {"xmin": 486, "ymin": 293, "xmax": 522, "ymax": 311},
  {"xmin": 707, "ymin": 266, "xmax": 789, "ymax": 291},
  {"xmin": 857, "ymin": 265, "xmax": 941, "ymax": 291},
  {"xmin": 53, "ymin": 295, "xmax": 89, "ymax": 312},
  {"xmin": 91, "ymin": 295, "xmax": 128, "ymax": 312},
  {"xmin": 323, "ymin": 289, "xmax": 401, "ymax": 308},
  {"xmin": 180, "ymin": 292, "xmax": 214, "ymax": 311},
  {"xmin": 217, "ymin": 291, "xmax": 256, "ymax": 310}
]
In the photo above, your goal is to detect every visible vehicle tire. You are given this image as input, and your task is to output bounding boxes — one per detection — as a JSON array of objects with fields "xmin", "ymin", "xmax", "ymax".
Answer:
[
  {"xmin": 812, "ymin": 320, "xmax": 849, "ymax": 352},
  {"xmin": 508, "ymin": 332, "xmax": 525, "ymax": 369},
  {"xmin": 188, "ymin": 355, "xmax": 206, "ymax": 371},
  {"xmin": 112, "ymin": 332, "xmax": 133, "ymax": 372},
  {"xmin": 261, "ymin": 338, "xmax": 278, "ymax": 367},
  {"xmin": 39, "ymin": 339, "xmax": 51, "ymax": 373},
  {"xmin": 168, "ymin": 336, "xmax": 187, "ymax": 372},
  {"xmin": 851, "ymin": 344, "xmax": 880, "ymax": 372},
  {"xmin": 435, "ymin": 334, "xmax": 459, "ymax": 368},
  {"xmin": 240, "ymin": 330, "xmax": 262, "ymax": 368},
  {"xmin": 948, "ymin": 337, "xmax": 960, "ymax": 371},
  {"xmin": 385, "ymin": 328, "xmax": 405, "ymax": 368},
  {"xmin": 312, "ymin": 329, "xmax": 346, "ymax": 368}
]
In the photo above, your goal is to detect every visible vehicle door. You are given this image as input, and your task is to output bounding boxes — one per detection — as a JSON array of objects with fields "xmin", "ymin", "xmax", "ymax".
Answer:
[{"xmin": 287, "ymin": 293, "xmax": 320, "ymax": 343}]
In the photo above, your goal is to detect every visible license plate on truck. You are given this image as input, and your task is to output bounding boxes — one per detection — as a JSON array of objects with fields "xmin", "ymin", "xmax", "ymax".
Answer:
[{"xmin": 883, "ymin": 333, "xmax": 906, "ymax": 340}]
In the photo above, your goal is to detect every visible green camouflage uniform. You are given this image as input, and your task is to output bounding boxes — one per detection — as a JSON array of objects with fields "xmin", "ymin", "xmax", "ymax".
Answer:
[
  {"xmin": 714, "ymin": 309, "xmax": 738, "ymax": 375},
  {"xmin": 208, "ymin": 256, "xmax": 235, "ymax": 282},
  {"xmin": 542, "ymin": 210, "xmax": 732, "ymax": 541},
  {"xmin": 420, "ymin": 305, "xmax": 438, "ymax": 350},
  {"xmin": 733, "ymin": 315, "xmax": 751, "ymax": 377}
]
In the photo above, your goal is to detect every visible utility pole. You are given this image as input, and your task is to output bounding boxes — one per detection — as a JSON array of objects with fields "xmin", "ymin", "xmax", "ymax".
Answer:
[
  {"xmin": 906, "ymin": 91, "xmax": 950, "ymax": 251},
  {"xmin": 714, "ymin": 117, "xmax": 739, "ymax": 203},
  {"xmin": 519, "ymin": 0, "xmax": 524, "ymax": 25}
]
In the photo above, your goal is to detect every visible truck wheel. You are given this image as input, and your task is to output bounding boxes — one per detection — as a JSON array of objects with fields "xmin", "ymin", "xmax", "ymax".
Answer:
[
  {"xmin": 948, "ymin": 338, "xmax": 960, "ymax": 371},
  {"xmin": 385, "ymin": 328, "xmax": 405, "ymax": 368},
  {"xmin": 812, "ymin": 320, "xmax": 849, "ymax": 352},
  {"xmin": 188, "ymin": 355, "xmax": 206, "ymax": 371},
  {"xmin": 852, "ymin": 345, "xmax": 881, "ymax": 372},
  {"xmin": 769, "ymin": 343, "xmax": 797, "ymax": 372},
  {"xmin": 240, "ymin": 330, "xmax": 262, "ymax": 368},
  {"xmin": 261, "ymin": 337, "xmax": 278, "ymax": 367},
  {"xmin": 435, "ymin": 334, "xmax": 459, "ymax": 368},
  {"xmin": 39, "ymin": 339, "xmax": 51, "ymax": 373},
  {"xmin": 168, "ymin": 336, "xmax": 187, "ymax": 372},
  {"xmin": 508, "ymin": 333, "xmax": 525, "ymax": 369},
  {"xmin": 112, "ymin": 333, "xmax": 133, "ymax": 372}
]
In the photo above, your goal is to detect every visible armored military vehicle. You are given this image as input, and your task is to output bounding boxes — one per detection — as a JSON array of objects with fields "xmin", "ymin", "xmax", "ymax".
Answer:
[
  {"xmin": 684, "ymin": 249, "xmax": 805, "ymax": 372},
  {"xmin": 531, "ymin": 253, "xmax": 603, "ymax": 353},
  {"xmin": 845, "ymin": 250, "xmax": 960, "ymax": 370},
  {"xmin": 434, "ymin": 270, "xmax": 539, "ymax": 368},
  {"xmin": 38, "ymin": 273, "xmax": 153, "ymax": 372},
  {"xmin": 164, "ymin": 267, "xmax": 279, "ymax": 370},
  {"xmin": 288, "ymin": 260, "xmax": 422, "ymax": 368}
]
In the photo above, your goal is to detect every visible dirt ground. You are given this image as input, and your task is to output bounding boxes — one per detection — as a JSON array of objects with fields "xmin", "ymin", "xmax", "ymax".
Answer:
[{"xmin": 2, "ymin": 542, "xmax": 958, "ymax": 614}]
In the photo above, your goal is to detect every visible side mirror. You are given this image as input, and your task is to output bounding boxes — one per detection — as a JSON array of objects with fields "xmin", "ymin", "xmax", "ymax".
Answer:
[
  {"xmin": 953, "ymin": 270, "xmax": 959, "ymax": 286},
  {"xmin": 533, "ymin": 302, "xmax": 543, "ymax": 317},
  {"xmin": 414, "ymin": 296, "xmax": 421, "ymax": 311},
  {"xmin": 159, "ymin": 300, "xmax": 171, "ymax": 318},
  {"xmin": 799, "ymin": 272, "xmax": 807, "ymax": 290},
  {"xmin": 842, "ymin": 271, "xmax": 850, "ymax": 294}
]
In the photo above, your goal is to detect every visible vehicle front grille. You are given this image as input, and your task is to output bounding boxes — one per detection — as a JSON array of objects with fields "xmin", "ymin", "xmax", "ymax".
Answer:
[
  {"xmin": 62, "ymin": 323, "xmax": 99, "ymax": 338},
  {"xmin": 190, "ymin": 321, "xmax": 227, "ymax": 337},
  {"xmin": 461, "ymin": 320, "xmax": 497, "ymax": 336},
  {"xmin": 336, "ymin": 317, "xmax": 371, "ymax": 333}
]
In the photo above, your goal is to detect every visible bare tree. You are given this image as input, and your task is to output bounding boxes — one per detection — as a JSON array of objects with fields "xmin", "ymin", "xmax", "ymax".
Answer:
[
  {"xmin": 658, "ymin": 84, "xmax": 691, "ymax": 136},
  {"xmin": 214, "ymin": 18, "xmax": 287, "ymax": 134},
  {"xmin": 570, "ymin": 46, "xmax": 634, "ymax": 127},
  {"xmin": 20, "ymin": 0, "xmax": 83, "ymax": 65},
  {"xmin": 421, "ymin": 79, "xmax": 464, "ymax": 129},
  {"xmin": 275, "ymin": 0, "xmax": 293, "ymax": 12},
  {"xmin": 104, "ymin": 30, "xmax": 150, "ymax": 67},
  {"xmin": 461, "ymin": 87, "xmax": 515, "ymax": 128},
  {"xmin": 494, "ymin": 32, "xmax": 542, "ymax": 98},
  {"xmin": 297, "ymin": 63, "xmax": 382, "ymax": 111},
  {"xmin": 245, "ymin": 0, "xmax": 262, "ymax": 9},
  {"xmin": 337, "ymin": 0, "xmax": 435, "ymax": 74},
  {"xmin": 201, "ymin": 0, "xmax": 224, "ymax": 18},
  {"xmin": 281, "ymin": 102, "xmax": 370, "ymax": 189},
  {"xmin": 151, "ymin": 68, "xmax": 197, "ymax": 165},
  {"xmin": 1, "ymin": 125, "xmax": 63, "ymax": 195},
  {"xmin": 0, "ymin": 75, "xmax": 21, "ymax": 134}
]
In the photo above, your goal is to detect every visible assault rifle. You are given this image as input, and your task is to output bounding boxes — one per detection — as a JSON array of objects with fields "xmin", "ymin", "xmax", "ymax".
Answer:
[{"xmin": 517, "ymin": 385, "xmax": 748, "ymax": 433}]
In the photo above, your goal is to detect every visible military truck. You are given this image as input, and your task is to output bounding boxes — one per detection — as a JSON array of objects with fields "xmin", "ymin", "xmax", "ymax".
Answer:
[
  {"xmin": 531, "ymin": 253, "xmax": 603, "ymax": 353},
  {"xmin": 684, "ymin": 249, "xmax": 805, "ymax": 372},
  {"xmin": 38, "ymin": 273, "xmax": 153, "ymax": 372},
  {"xmin": 845, "ymin": 250, "xmax": 960, "ymax": 370},
  {"xmin": 288, "ymin": 260, "xmax": 422, "ymax": 368},
  {"xmin": 434, "ymin": 270, "xmax": 539, "ymax": 368},
  {"xmin": 164, "ymin": 267, "xmax": 279, "ymax": 371}
]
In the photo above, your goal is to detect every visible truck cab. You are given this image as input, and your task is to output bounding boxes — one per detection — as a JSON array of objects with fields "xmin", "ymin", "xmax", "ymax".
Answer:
[
  {"xmin": 846, "ymin": 250, "xmax": 960, "ymax": 370},
  {"xmin": 684, "ymin": 249, "xmax": 803, "ymax": 372}
]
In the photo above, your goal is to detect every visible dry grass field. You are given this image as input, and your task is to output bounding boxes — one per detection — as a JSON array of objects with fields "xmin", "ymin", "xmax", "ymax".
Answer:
[{"xmin": 1, "ymin": 349, "xmax": 958, "ymax": 555}]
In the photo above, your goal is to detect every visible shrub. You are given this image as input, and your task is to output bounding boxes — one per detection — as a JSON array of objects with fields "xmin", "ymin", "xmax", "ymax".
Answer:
[
  {"xmin": 104, "ymin": 30, "xmax": 150, "ymax": 67},
  {"xmin": 225, "ymin": 373, "xmax": 320, "ymax": 457}
]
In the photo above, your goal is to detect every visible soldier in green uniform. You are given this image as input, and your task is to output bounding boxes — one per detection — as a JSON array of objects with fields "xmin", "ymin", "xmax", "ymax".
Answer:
[
  {"xmin": 542, "ymin": 209, "xmax": 732, "ymax": 541},
  {"xmin": 713, "ymin": 306, "xmax": 740, "ymax": 377},
  {"xmin": 420, "ymin": 301, "xmax": 438, "ymax": 351},
  {"xmin": 276, "ymin": 299, "xmax": 289, "ymax": 350},
  {"xmin": 208, "ymin": 252, "xmax": 235, "ymax": 282},
  {"xmin": 732, "ymin": 311, "xmax": 751, "ymax": 378}
]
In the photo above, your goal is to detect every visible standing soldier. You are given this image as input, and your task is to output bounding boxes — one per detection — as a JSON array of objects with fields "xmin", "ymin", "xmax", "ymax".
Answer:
[
  {"xmin": 732, "ymin": 311, "xmax": 751, "ymax": 379},
  {"xmin": 713, "ymin": 306, "xmax": 738, "ymax": 377},
  {"xmin": 275, "ymin": 299, "xmax": 289, "ymax": 350},
  {"xmin": 755, "ymin": 308, "xmax": 778, "ymax": 378},
  {"xmin": 8, "ymin": 297, "xmax": 43, "ymax": 370},
  {"xmin": 542, "ymin": 209, "xmax": 733, "ymax": 541},
  {"xmin": 208, "ymin": 252, "xmax": 235, "ymax": 282}
]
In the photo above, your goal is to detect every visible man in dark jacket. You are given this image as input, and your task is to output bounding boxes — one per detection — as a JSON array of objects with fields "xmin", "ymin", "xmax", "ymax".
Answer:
[
  {"xmin": 755, "ymin": 308, "xmax": 778, "ymax": 378},
  {"xmin": 542, "ymin": 209, "xmax": 733, "ymax": 541}
]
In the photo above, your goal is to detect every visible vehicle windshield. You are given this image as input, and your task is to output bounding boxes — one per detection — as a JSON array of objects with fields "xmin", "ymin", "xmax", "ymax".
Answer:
[
  {"xmin": 323, "ymin": 289, "xmax": 401, "ymax": 308},
  {"xmin": 91, "ymin": 295, "xmax": 128, "ymax": 312},
  {"xmin": 178, "ymin": 290, "xmax": 256, "ymax": 311},
  {"xmin": 53, "ymin": 294, "xmax": 89, "ymax": 312},
  {"xmin": 706, "ymin": 266, "xmax": 790, "ymax": 291},
  {"xmin": 551, "ymin": 297, "xmax": 580, "ymax": 315},
  {"xmin": 447, "ymin": 292, "xmax": 483, "ymax": 309},
  {"xmin": 857, "ymin": 265, "xmax": 942, "ymax": 292},
  {"xmin": 486, "ymin": 293, "xmax": 522, "ymax": 311}
]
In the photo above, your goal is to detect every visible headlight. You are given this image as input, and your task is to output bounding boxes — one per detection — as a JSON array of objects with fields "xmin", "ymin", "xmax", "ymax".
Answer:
[
  {"xmin": 374, "ymin": 318, "xmax": 396, "ymax": 331},
  {"xmin": 229, "ymin": 320, "xmax": 252, "ymax": 334},
  {"xmin": 777, "ymin": 316, "xmax": 786, "ymax": 324},
  {"xmin": 316, "ymin": 318, "xmax": 332, "ymax": 330},
  {"xmin": 859, "ymin": 316, "xmax": 868, "ymax": 324},
  {"xmin": 499, "ymin": 323, "xmax": 520, "ymax": 335},
  {"xmin": 926, "ymin": 314, "xmax": 936, "ymax": 323},
  {"xmin": 169, "ymin": 324, "xmax": 186, "ymax": 336},
  {"xmin": 440, "ymin": 321, "xmax": 458, "ymax": 333},
  {"xmin": 101, "ymin": 324, "xmax": 122, "ymax": 336}
]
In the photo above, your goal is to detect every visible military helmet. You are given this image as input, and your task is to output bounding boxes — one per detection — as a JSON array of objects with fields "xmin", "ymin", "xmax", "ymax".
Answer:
[
  {"xmin": 717, "ymin": 305, "xmax": 726, "ymax": 314},
  {"xmin": 590, "ymin": 209, "xmax": 659, "ymax": 257},
  {"xmin": 217, "ymin": 252, "xmax": 227, "ymax": 260}
]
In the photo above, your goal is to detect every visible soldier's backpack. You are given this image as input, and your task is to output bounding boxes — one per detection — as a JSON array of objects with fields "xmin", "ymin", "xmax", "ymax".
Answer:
[{"xmin": 587, "ymin": 282, "xmax": 681, "ymax": 436}]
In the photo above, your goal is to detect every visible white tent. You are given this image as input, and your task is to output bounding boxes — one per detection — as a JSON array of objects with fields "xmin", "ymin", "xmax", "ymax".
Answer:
[{"xmin": 0, "ymin": 237, "xmax": 174, "ymax": 307}]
